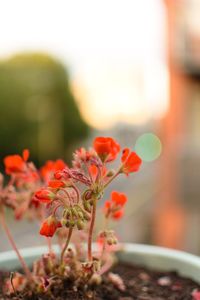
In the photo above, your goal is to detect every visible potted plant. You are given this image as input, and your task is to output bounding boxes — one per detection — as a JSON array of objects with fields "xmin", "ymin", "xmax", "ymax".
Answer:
[{"xmin": 0, "ymin": 137, "xmax": 200, "ymax": 299}]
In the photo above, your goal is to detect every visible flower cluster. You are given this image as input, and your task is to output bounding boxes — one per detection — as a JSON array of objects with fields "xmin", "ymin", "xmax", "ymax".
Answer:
[
  {"xmin": 0, "ymin": 149, "xmax": 67, "ymax": 221},
  {"xmin": 34, "ymin": 137, "xmax": 142, "ymax": 241},
  {"xmin": 0, "ymin": 136, "xmax": 142, "ymax": 295}
]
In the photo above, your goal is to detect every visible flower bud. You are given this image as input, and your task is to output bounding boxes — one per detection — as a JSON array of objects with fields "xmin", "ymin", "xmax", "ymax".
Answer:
[
  {"xmin": 107, "ymin": 238, "xmax": 114, "ymax": 245},
  {"xmin": 48, "ymin": 180, "xmax": 65, "ymax": 189},
  {"xmin": 106, "ymin": 170, "xmax": 115, "ymax": 177},
  {"xmin": 39, "ymin": 216, "xmax": 62, "ymax": 237},
  {"xmin": 77, "ymin": 219, "xmax": 84, "ymax": 230},
  {"xmin": 83, "ymin": 200, "xmax": 92, "ymax": 213},
  {"xmin": 83, "ymin": 211, "xmax": 91, "ymax": 221},
  {"xmin": 77, "ymin": 211, "xmax": 84, "ymax": 219},
  {"xmin": 82, "ymin": 189, "xmax": 92, "ymax": 201},
  {"xmin": 35, "ymin": 189, "xmax": 55, "ymax": 204},
  {"xmin": 61, "ymin": 218, "xmax": 67, "ymax": 226},
  {"xmin": 63, "ymin": 209, "xmax": 70, "ymax": 219},
  {"xmin": 113, "ymin": 238, "xmax": 118, "ymax": 244},
  {"xmin": 65, "ymin": 220, "xmax": 71, "ymax": 228},
  {"xmin": 71, "ymin": 207, "xmax": 78, "ymax": 217},
  {"xmin": 70, "ymin": 220, "xmax": 75, "ymax": 227}
]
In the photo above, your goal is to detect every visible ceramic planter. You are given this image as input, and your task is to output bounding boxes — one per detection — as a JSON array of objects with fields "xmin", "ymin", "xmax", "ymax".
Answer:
[{"xmin": 0, "ymin": 244, "xmax": 200, "ymax": 283}]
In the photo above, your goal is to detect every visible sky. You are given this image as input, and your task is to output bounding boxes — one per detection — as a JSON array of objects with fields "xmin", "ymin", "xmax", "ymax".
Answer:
[{"xmin": 0, "ymin": 0, "xmax": 168, "ymax": 129}]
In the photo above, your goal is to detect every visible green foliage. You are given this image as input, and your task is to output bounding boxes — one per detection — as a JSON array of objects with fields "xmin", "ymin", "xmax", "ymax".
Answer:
[{"xmin": 0, "ymin": 53, "xmax": 89, "ymax": 167}]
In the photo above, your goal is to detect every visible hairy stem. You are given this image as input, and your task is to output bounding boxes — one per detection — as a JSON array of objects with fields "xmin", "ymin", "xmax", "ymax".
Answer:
[
  {"xmin": 60, "ymin": 226, "xmax": 73, "ymax": 264},
  {"xmin": 70, "ymin": 183, "xmax": 80, "ymax": 203},
  {"xmin": 99, "ymin": 256, "xmax": 114, "ymax": 275},
  {"xmin": 0, "ymin": 207, "xmax": 32, "ymax": 281},
  {"xmin": 100, "ymin": 216, "xmax": 109, "ymax": 263},
  {"xmin": 46, "ymin": 237, "xmax": 52, "ymax": 254},
  {"xmin": 87, "ymin": 198, "xmax": 97, "ymax": 261}
]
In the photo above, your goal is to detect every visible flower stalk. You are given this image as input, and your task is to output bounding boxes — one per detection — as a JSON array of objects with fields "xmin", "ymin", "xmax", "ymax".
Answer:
[
  {"xmin": 0, "ymin": 207, "xmax": 32, "ymax": 281},
  {"xmin": 60, "ymin": 226, "xmax": 73, "ymax": 264},
  {"xmin": 87, "ymin": 197, "xmax": 97, "ymax": 261}
]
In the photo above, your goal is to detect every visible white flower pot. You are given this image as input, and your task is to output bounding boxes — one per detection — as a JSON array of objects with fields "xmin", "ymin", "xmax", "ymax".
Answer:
[{"xmin": 0, "ymin": 244, "xmax": 200, "ymax": 283}]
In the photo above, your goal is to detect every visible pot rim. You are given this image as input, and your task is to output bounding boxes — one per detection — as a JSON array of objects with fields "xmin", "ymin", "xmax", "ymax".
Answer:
[{"xmin": 0, "ymin": 243, "xmax": 200, "ymax": 267}]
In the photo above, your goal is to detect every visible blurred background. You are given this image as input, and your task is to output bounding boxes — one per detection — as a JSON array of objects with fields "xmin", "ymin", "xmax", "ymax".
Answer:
[{"xmin": 1, "ymin": 0, "xmax": 200, "ymax": 255}]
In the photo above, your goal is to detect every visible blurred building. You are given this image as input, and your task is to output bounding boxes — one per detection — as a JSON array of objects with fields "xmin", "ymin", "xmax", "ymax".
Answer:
[{"xmin": 153, "ymin": 0, "xmax": 200, "ymax": 254}]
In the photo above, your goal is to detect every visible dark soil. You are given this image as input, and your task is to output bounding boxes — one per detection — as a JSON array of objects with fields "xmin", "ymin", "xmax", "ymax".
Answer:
[{"xmin": 0, "ymin": 263, "xmax": 200, "ymax": 300}]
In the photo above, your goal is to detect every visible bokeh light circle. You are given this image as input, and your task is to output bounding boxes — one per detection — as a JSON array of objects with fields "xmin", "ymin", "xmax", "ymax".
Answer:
[{"xmin": 135, "ymin": 133, "xmax": 162, "ymax": 162}]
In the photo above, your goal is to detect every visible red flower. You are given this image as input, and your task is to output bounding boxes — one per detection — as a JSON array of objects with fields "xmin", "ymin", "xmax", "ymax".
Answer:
[
  {"xmin": 4, "ymin": 155, "xmax": 24, "ymax": 174},
  {"xmin": 4, "ymin": 149, "xmax": 30, "ymax": 175},
  {"xmin": 35, "ymin": 189, "xmax": 55, "ymax": 203},
  {"xmin": 112, "ymin": 210, "xmax": 124, "ymax": 220},
  {"xmin": 88, "ymin": 164, "xmax": 107, "ymax": 181},
  {"xmin": 121, "ymin": 148, "xmax": 142, "ymax": 175},
  {"xmin": 40, "ymin": 159, "xmax": 66, "ymax": 182},
  {"xmin": 104, "ymin": 191, "xmax": 127, "ymax": 220},
  {"xmin": 93, "ymin": 137, "xmax": 120, "ymax": 162},
  {"xmin": 48, "ymin": 180, "xmax": 65, "ymax": 189},
  {"xmin": 111, "ymin": 191, "xmax": 127, "ymax": 206},
  {"xmin": 104, "ymin": 200, "xmax": 111, "ymax": 210},
  {"xmin": 4, "ymin": 149, "xmax": 29, "ymax": 175},
  {"xmin": 88, "ymin": 164, "xmax": 98, "ymax": 178},
  {"xmin": 39, "ymin": 216, "xmax": 62, "ymax": 237},
  {"xmin": 22, "ymin": 149, "xmax": 30, "ymax": 162}
]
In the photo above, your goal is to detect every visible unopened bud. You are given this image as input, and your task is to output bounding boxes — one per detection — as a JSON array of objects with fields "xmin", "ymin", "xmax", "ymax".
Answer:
[
  {"xmin": 107, "ymin": 238, "xmax": 114, "ymax": 245},
  {"xmin": 65, "ymin": 220, "xmax": 71, "ymax": 228},
  {"xmin": 82, "ymin": 189, "xmax": 92, "ymax": 201},
  {"xmin": 77, "ymin": 220, "xmax": 84, "ymax": 230},
  {"xmin": 63, "ymin": 209, "xmax": 70, "ymax": 218},
  {"xmin": 83, "ymin": 211, "xmax": 91, "ymax": 221},
  {"xmin": 106, "ymin": 170, "xmax": 115, "ymax": 177},
  {"xmin": 61, "ymin": 218, "xmax": 67, "ymax": 226},
  {"xmin": 83, "ymin": 201, "xmax": 91, "ymax": 213},
  {"xmin": 70, "ymin": 220, "xmax": 75, "ymax": 227},
  {"xmin": 77, "ymin": 211, "xmax": 84, "ymax": 219},
  {"xmin": 71, "ymin": 207, "xmax": 78, "ymax": 217}
]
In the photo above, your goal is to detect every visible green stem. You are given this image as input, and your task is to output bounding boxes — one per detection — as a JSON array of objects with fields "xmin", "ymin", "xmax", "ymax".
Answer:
[
  {"xmin": 87, "ymin": 198, "xmax": 97, "ymax": 261},
  {"xmin": 60, "ymin": 227, "xmax": 73, "ymax": 264},
  {"xmin": 0, "ymin": 207, "xmax": 32, "ymax": 281}
]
